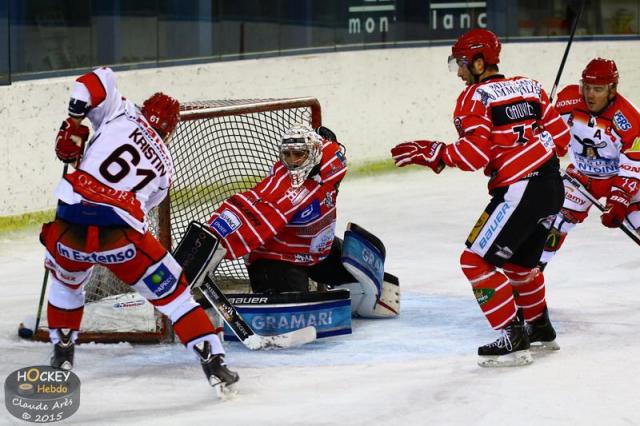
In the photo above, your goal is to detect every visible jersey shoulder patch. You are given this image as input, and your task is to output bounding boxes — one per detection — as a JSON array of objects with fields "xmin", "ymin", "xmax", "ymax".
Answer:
[{"xmin": 611, "ymin": 94, "xmax": 640, "ymax": 136}]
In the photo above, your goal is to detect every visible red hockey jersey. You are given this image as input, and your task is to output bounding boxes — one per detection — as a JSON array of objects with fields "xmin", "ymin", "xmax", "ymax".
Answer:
[
  {"xmin": 209, "ymin": 140, "xmax": 347, "ymax": 265},
  {"xmin": 443, "ymin": 75, "xmax": 570, "ymax": 191},
  {"xmin": 555, "ymin": 84, "xmax": 640, "ymax": 183}
]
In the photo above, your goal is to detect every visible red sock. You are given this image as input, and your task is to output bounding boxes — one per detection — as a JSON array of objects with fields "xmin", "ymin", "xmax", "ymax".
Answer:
[
  {"xmin": 460, "ymin": 250, "xmax": 516, "ymax": 329},
  {"xmin": 503, "ymin": 263, "xmax": 546, "ymax": 321}
]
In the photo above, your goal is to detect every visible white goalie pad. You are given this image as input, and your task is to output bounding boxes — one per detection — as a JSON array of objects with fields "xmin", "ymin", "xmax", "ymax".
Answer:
[{"xmin": 340, "ymin": 273, "xmax": 400, "ymax": 318}]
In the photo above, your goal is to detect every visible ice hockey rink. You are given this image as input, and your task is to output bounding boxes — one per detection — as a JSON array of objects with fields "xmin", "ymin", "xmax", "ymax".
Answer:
[{"xmin": 1, "ymin": 166, "xmax": 638, "ymax": 425}]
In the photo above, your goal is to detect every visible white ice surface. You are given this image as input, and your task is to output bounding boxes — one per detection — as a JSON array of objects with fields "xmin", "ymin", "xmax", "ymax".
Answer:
[{"xmin": 1, "ymin": 168, "xmax": 638, "ymax": 425}]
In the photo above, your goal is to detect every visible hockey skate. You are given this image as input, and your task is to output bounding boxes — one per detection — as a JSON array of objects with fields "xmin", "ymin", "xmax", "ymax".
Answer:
[
  {"xmin": 193, "ymin": 341, "xmax": 239, "ymax": 398},
  {"xmin": 478, "ymin": 317, "xmax": 533, "ymax": 367},
  {"xmin": 50, "ymin": 329, "xmax": 75, "ymax": 371},
  {"xmin": 526, "ymin": 307, "xmax": 560, "ymax": 351}
]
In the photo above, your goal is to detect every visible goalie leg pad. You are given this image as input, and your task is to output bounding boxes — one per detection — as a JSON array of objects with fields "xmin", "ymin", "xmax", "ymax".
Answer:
[
  {"xmin": 341, "ymin": 222, "xmax": 385, "ymax": 296},
  {"xmin": 337, "ymin": 272, "xmax": 400, "ymax": 318},
  {"xmin": 172, "ymin": 221, "xmax": 226, "ymax": 288},
  {"xmin": 339, "ymin": 223, "xmax": 399, "ymax": 318},
  {"xmin": 222, "ymin": 290, "xmax": 352, "ymax": 339},
  {"xmin": 375, "ymin": 272, "xmax": 400, "ymax": 317}
]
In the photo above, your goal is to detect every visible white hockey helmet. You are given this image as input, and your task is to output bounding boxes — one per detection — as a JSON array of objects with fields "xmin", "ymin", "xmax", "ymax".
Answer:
[{"xmin": 279, "ymin": 124, "xmax": 323, "ymax": 188}]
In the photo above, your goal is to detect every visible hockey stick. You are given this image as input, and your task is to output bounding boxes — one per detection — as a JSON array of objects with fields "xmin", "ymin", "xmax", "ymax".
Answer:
[
  {"xmin": 31, "ymin": 163, "xmax": 70, "ymax": 338},
  {"xmin": 29, "ymin": 132, "xmax": 87, "ymax": 339},
  {"xmin": 560, "ymin": 168, "xmax": 640, "ymax": 245},
  {"xmin": 549, "ymin": 0, "xmax": 585, "ymax": 102},
  {"xmin": 196, "ymin": 275, "xmax": 317, "ymax": 350}
]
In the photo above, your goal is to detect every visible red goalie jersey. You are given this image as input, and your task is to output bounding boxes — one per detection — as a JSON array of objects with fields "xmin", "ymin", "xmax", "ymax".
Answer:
[
  {"xmin": 208, "ymin": 139, "xmax": 347, "ymax": 265},
  {"xmin": 443, "ymin": 75, "xmax": 571, "ymax": 191}
]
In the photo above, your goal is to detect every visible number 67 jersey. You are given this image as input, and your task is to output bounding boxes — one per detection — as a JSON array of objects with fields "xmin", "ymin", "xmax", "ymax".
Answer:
[{"xmin": 54, "ymin": 67, "xmax": 174, "ymax": 233}]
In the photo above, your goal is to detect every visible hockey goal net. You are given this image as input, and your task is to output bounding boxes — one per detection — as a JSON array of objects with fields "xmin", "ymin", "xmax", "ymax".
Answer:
[{"xmin": 32, "ymin": 97, "xmax": 321, "ymax": 343}]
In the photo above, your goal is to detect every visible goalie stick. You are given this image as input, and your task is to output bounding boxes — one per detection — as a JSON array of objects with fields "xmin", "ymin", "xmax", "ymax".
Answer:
[
  {"xmin": 196, "ymin": 276, "xmax": 317, "ymax": 350},
  {"xmin": 173, "ymin": 221, "xmax": 317, "ymax": 350},
  {"xmin": 560, "ymin": 169, "xmax": 640, "ymax": 246}
]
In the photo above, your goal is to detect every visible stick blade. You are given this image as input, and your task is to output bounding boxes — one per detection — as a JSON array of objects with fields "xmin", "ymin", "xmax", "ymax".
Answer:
[{"xmin": 243, "ymin": 326, "xmax": 317, "ymax": 350}]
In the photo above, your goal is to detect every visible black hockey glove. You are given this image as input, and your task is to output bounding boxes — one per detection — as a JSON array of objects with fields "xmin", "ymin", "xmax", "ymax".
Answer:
[{"xmin": 316, "ymin": 126, "xmax": 337, "ymax": 142}]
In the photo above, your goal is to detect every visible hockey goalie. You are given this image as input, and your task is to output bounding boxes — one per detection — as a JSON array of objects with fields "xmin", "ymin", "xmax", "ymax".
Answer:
[{"xmin": 206, "ymin": 124, "xmax": 400, "ymax": 322}]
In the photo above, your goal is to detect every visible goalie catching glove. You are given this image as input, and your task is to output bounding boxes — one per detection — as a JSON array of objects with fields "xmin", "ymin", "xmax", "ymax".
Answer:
[
  {"xmin": 391, "ymin": 140, "xmax": 446, "ymax": 173},
  {"xmin": 55, "ymin": 117, "xmax": 90, "ymax": 163}
]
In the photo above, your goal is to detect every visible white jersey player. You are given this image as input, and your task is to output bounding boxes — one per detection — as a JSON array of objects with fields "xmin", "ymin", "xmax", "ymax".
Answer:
[
  {"xmin": 539, "ymin": 58, "xmax": 640, "ymax": 268},
  {"xmin": 43, "ymin": 67, "xmax": 238, "ymax": 394}
]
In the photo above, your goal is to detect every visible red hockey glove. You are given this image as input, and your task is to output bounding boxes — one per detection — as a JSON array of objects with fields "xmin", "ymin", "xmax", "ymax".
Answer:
[
  {"xmin": 601, "ymin": 176, "xmax": 638, "ymax": 228},
  {"xmin": 555, "ymin": 143, "xmax": 568, "ymax": 158},
  {"xmin": 601, "ymin": 190, "xmax": 630, "ymax": 228},
  {"xmin": 316, "ymin": 126, "xmax": 337, "ymax": 142},
  {"xmin": 564, "ymin": 164, "xmax": 590, "ymax": 187},
  {"xmin": 565, "ymin": 164, "xmax": 581, "ymax": 179},
  {"xmin": 390, "ymin": 140, "xmax": 446, "ymax": 173},
  {"xmin": 55, "ymin": 118, "xmax": 89, "ymax": 163}
]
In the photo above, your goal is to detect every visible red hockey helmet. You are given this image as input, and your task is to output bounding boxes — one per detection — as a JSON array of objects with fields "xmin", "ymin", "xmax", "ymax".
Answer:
[
  {"xmin": 581, "ymin": 58, "xmax": 618, "ymax": 85},
  {"xmin": 141, "ymin": 92, "xmax": 180, "ymax": 138},
  {"xmin": 449, "ymin": 28, "xmax": 501, "ymax": 71}
]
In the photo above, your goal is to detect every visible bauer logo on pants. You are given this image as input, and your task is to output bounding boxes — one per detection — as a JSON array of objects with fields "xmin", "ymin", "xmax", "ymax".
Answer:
[{"xmin": 4, "ymin": 365, "xmax": 80, "ymax": 423}]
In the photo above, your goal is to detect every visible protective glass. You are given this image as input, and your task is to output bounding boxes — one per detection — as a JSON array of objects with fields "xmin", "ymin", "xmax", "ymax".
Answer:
[{"xmin": 447, "ymin": 55, "xmax": 467, "ymax": 72}]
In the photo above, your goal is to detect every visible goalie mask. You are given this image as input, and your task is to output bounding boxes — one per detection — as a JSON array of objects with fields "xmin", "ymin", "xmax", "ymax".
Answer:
[{"xmin": 279, "ymin": 124, "xmax": 323, "ymax": 188}]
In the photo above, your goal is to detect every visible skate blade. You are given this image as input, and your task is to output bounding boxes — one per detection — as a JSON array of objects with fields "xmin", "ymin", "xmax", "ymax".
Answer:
[
  {"xmin": 530, "ymin": 340, "xmax": 560, "ymax": 352},
  {"xmin": 51, "ymin": 361, "xmax": 73, "ymax": 371},
  {"xmin": 478, "ymin": 349, "xmax": 533, "ymax": 368},
  {"xmin": 209, "ymin": 377, "xmax": 238, "ymax": 400},
  {"xmin": 215, "ymin": 382, "xmax": 238, "ymax": 400}
]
